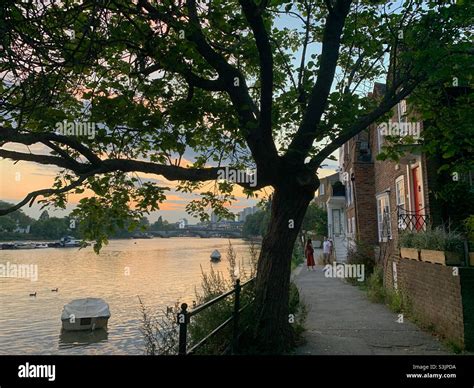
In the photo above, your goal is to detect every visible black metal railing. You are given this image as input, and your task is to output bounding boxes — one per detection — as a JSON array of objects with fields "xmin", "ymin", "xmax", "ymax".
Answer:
[
  {"xmin": 397, "ymin": 206, "xmax": 430, "ymax": 231},
  {"xmin": 177, "ymin": 277, "xmax": 255, "ymax": 355}
]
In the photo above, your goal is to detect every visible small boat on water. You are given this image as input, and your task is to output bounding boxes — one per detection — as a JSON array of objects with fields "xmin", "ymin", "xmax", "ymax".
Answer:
[
  {"xmin": 35, "ymin": 243, "xmax": 49, "ymax": 249},
  {"xmin": 132, "ymin": 232, "xmax": 153, "ymax": 239},
  {"xmin": 59, "ymin": 236, "xmax": 86, "ymax": 248},
  {"xmin": 1, "ymin": 243, "xmax": 16, "ymax": 250},
  {"xmin": 210, "ymin": 249, "xmax": 221, "ymax": 262},
  {"xmin": 61, "ymin": 298, "xmax": 111, "ymax": 331},
  {"xmin": 13, "ymin": 242, "xmax": 36, "ymax": 249}
]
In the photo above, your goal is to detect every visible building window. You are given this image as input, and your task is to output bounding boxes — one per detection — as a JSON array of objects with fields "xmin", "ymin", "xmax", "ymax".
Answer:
[
  {"xmin": 395, "ymin": 176, "xmax": 405, "ymax": 209},
  {"xmin": 346, "ymin": 169, "xmax": 354, "ymax": 206},
  {"xmin": 377, "ymin": 193, "xmax": 392, "ymax": 242},
  {"xmin": 395, "ymin": 176, "xmax": 407, "ymax": 230},
  {"xmin": 352, "ymin": 217, "xmax": 356, "ymax": 237},
  {"xmin": 346, "ymin": 181, "xmax": 352, "ymax": 205},
  {"xmin": 332, "ymin": 209, "xmax": 342, "ymax": 236},
  {"xmin": 377, "ymin": 125, "xmax": 385, "ymax": 154},
  {"xmin": 320, "ymin": 183, "xmax": 325, "ymax": 196},
  {"xmin": 400, "ymin": 100, "xmax": 407, "ymax": 116}
]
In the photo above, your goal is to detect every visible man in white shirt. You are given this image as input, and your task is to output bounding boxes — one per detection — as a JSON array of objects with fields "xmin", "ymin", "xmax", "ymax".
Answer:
[{"xmin": 323, "ymin": 237, "xmax": 331, "ymax": 265}]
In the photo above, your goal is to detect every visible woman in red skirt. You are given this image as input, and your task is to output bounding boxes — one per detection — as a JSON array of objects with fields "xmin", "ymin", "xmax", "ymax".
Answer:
[{"xmin": 305, "ymin": 238, "xmax": 315, "ymax": 271}]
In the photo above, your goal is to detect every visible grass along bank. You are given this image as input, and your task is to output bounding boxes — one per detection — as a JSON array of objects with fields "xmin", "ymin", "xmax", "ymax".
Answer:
[{"xmin": 140, "ymin": 240, "xmax": 307, "ymax": 354}]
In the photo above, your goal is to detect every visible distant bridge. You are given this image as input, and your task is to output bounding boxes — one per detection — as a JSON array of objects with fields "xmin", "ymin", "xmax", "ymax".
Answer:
[{"xmin": 148, "ymin": 228, "xmax": 242, "ymax": 238}]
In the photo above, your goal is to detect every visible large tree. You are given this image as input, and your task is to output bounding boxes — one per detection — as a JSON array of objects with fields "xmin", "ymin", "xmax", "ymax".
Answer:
[{"xmin": 0, "ymin": 0, "xmax": 472, "ymax": 351}]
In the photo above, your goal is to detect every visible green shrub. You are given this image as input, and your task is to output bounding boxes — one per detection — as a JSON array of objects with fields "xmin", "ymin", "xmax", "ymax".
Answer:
[
  {"xmin": 399, "ymin": 230, "xmax": 416, "ymax": 248},
  {"xmin": 346, "ymin": 240, "xmax": 375, "ymax": 285},
  {"xmin": 366, "ymin": 266, "xmax": 385, "ymax": 303},
  {"xmin": 291, "ymin": 240, "xmax": 304, "ymax": 271},
  {"xmin": 465, "ymin": 216, "xmax": 474, "ymax": 251},
  {"xmin": 465, "ymin": 216, "xmax": 474, "ymax": 242},
  {"xmin": 399, "ymin": 227, "xmax": 464, "ymax": 254},
  {"xmin": 287, "ymin": 282, "xmax": 307, "ymax": 345},
  {"xmin": 386, "ymin": 289, "xmax": 402, "ymax": 313}
]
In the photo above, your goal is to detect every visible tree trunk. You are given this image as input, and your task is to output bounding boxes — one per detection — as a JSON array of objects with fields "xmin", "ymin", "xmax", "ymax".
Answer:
[{"xmin": 251, "ymin": 182, "xmax": 314, "ymax": 353}]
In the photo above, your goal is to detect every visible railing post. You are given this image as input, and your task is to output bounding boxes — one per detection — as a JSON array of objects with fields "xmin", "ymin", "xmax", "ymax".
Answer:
[
  {"xmin": 177, "ymin": 303, "xmax": 188, "ymax": 355},
  {"xmin": 231, "ymin": 279, "xmax": 241, "ymax": 354}
]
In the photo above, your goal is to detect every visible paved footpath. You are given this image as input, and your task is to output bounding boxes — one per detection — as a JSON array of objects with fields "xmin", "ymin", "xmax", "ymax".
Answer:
[{"xmin": 292, "ymin": 261, "xmax": 450, "ymax": 355}]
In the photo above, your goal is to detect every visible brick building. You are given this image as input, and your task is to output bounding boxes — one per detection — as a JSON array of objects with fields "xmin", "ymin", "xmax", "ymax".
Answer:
[
  {"xmin": 340, "ymin": 82, "xmax": 431, "ymax": 258},
  {"xmin": 338, "ymin": 82, "xmax": 474, "ymax": 350},
  {"xmin": 339, "ymin": 127, "xmax": 378, "ymax": 251}
]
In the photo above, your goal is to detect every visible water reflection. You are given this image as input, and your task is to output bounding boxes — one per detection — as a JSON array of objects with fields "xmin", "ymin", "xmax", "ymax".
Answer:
[
  {"xmin": 59, "ymin": 328, "xmax": 109, "ymax": 348},
  {"xmin": 0, "ymin": 238, "xmax": 254, "ymax": 354}
]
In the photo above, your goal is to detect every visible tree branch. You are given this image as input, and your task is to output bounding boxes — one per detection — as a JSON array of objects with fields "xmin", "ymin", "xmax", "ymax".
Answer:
[
  {"xmin": 0, "ymin": 174, "xmax": 90, "ymax": 216},
  {"xmin": 285, "ymin": 0, "xmax": 352, "ymax": 164},
  {"xmin": 0, "ymin": 128, "xmax": 102, "ymax": 165},
  {"xmin": 137, "ymin": 0, "xmax": 279, "ymax": 176},
  {"xmin": 239, "ymin": 0, "xmax": 274, "ymax": 135},
  {"xmin": 0, "ymin": 149, "xmax": 86, "ymax": 171},
  {"xmin": 297, "ymin": 2, "xmax": 311, "ymax": 104},
  {"xmin": 0, "ymin": 148, "xmax": 270, "ymax": 196}
]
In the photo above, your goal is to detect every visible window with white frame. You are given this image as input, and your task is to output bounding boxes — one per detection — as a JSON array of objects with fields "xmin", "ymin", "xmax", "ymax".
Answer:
[
  {"xmin": 346, "ymin": 180, "xmax": 352, "ymax": 205},
  {"xmin": 377, "ymin": 194, "xmax": 392, "ymax": 242},
  {"xmin": 395, "ymin": 176, "xmax": 407, "ymax": 230},
  {"xmin": 395, "ymin": 176, "xmax": 405, "ymax": 209},
  {"xmin": 400, "ymin": 100, "xmax": 407, "ymax": 116},
  {"xmin": 320, "ymin": 183, "xmax": 325, "ymax": 196},
  {"xmin": 348, "ymin": 169, "xmax": 354, "ymax": 205}
]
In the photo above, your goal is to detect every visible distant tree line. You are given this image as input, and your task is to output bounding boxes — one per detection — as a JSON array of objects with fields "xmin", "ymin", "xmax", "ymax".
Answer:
[
  {"xmin": 242, "ymin": 202, "xmax": 328, "ymax": 238},
  {"xmin": 0, "ymin": 201, "xmax": 174, "ymax": 240}
]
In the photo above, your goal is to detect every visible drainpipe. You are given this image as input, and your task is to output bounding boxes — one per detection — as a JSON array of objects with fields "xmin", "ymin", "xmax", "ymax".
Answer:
[{"xmin": 352, "ymin": 172, "xmax": 358, "ymax": 245}]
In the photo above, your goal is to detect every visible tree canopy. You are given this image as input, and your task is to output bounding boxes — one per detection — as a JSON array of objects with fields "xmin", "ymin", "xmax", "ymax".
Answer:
[{"xmin": 1, "ymin": 1, "xmax": 471, "ymax": 248}]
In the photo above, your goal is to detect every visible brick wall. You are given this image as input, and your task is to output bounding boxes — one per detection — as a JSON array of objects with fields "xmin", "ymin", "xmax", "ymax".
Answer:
[
  {"xmin": 342, "ymin": 130, "xmax": 378, "ymax": 248},
  {"xmin": 460, "ymin": 268, "xmax": 474, "ymax": 350},
  {"xmin": 385, "ymin": 255, "xmax": 469, "ymax": 348},
  {"xmin": 354, "ymin": 162, "xmax": 378, "ymax": 245}
]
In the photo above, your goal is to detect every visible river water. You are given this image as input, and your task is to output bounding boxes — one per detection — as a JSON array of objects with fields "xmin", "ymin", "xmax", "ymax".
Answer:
[{"xmin": 0, "ymin": 238, "xmax": 255, "ymax": 355}]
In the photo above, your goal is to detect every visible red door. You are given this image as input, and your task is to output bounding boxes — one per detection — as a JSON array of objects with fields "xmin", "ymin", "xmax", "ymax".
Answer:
[{"xmin": 412, "ymin": 166, "xmax": 423, "ymax": 230}]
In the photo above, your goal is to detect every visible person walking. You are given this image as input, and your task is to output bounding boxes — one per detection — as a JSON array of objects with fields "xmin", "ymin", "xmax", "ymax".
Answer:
[
  {"xmin": 323, "ymin": 237, "xmax": 331, "ymax": 265},
  {"xmin": 305, "ymin": 238, "xmax": 315, "ymax": 271}
]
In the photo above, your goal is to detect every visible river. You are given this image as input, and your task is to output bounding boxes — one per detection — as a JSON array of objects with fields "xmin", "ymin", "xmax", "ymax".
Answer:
[{"xmin": 0, "ymin": 238, "xmax": 256, "ymax": 355}]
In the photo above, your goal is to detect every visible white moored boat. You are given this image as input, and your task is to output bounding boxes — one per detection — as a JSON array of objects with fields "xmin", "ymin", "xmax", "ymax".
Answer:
[
  {"xmin": 61, "ymin": 298, "xmax": 111, "ymax": 331},
  {"xmin": 60, "ymin": 236, "xmax": 82, "ymax": 247},
  {"xmin": 210, "ymin": 249, "xmax": 221, "ymax": 262},
  {"xmin": 13, "ymin": 242, "xmax": 36, "ymax": 249}
]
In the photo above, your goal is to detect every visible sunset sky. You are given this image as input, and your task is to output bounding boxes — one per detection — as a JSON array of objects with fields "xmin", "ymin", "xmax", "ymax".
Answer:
[
  {"xmin": 0, "ymin": 13, "xmax": 342, "ymax": 224},
  {"xmin": 0, "ymin": 146, "xmax": 338, "ymax": 223}
]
